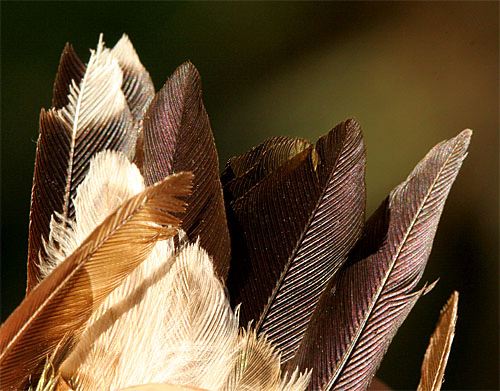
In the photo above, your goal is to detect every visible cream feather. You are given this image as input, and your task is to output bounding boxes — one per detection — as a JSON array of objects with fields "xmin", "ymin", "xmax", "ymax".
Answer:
[
  {"xmin": 41, "ymin": 150, "xmax": 145, "ymax": 278},
  {"xmin": 62, "ymin": 242, "xmax": 238, "ymax": 391},
  {"xmin": 224, "ymin": 329, "xmax": 311, "ymax": 391}
]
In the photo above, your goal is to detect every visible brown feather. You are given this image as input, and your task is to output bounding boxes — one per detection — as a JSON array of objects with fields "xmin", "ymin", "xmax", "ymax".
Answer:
[
  {"xmin": 1, "ymin": 172, "xmax": 192, "ymax": 390},
  {"xmin": 26, "ymin": 41, "xmax": 137, "ymax": 292},
  {"xmin": 51, "ymin": 43, "xmax": 86, "ymax": 109},
  {"xmin": 142, "ymin": 62, "xmax": 230, "ymax": 280},
  {"xmin": 417, "ymin": 292, "xmax": 459, "ymax": 391},
  {"xmin": 226, "ymin": 119, "xmax": 366, "ymax": 362},
  {"xmin": 288, "ymin": 130, "xmax": 471, "ymax": 390}
]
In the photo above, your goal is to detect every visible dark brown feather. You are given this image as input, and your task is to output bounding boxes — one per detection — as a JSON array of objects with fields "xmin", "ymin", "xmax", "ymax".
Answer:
[
  {"xmin": 51, "ymin": 43, "xmax": 86, "ymax": 109},
  {"xmin": 26, "ymin": 47, "xmax": 137, "ymax": 292},
  {"xmin": 222, "ymin": 136, "xmax": 312, "ymax": 203},
  {"xmin": 142, "ymin": 62, "xmax": 231, "ymax": 280},
  {"xmin": 288, "ymin": 130, "xmax": 471, "ymax": 390},
  {"xmin": 1, "ymin": 172, "xmax": 192, "ymax": 390},
  {"xmin": 226, "ymin": 119, "xmax": 366, "ymax": 362}
]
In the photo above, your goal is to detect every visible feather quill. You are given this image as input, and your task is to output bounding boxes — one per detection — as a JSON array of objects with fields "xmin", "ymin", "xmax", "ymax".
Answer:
[
  {"xmin": 226, "ymin": 119, "xmax": 366, "ymax": 362},
  {"xmin": 27, "ymin": 37, "xmax": 137, "ymax": 292},
  {"xmin": 288, "ymin": 130, "xmax": 471, "ymax": 390},
  {"xmin": 417, "ymin": 292, "xmax": 459, "ymax": 391},
  {"xmin": 142, "ymin": 62, "xmax": 231, "ymax": 280},
  {"xmin": 0, "ymin": 171, "xmax": 191, "ymax": 389}
]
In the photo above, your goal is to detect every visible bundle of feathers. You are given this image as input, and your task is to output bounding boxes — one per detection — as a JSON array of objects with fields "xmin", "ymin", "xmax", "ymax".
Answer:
[{"xmin": 0, "ymin": 34, "xmax": 470, "ymax": 391}]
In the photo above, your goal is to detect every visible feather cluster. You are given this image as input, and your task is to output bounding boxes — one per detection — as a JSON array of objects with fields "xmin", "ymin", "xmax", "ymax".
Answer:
[{"xmin": 0, "ymin": 35, "xmax": 469, "ymax": 391}]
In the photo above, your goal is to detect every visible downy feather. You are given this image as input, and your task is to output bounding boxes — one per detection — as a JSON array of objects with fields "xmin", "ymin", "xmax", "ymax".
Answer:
[
  {"xmin": 288, "ymin": 130, "xmax": 471, "ymax": 390},
  {"xmin": 226, "ymin": 119, "xmax": 365, "ymax": 362},
  {"xmin": 27, "ymin": 36, "xmax": 137, "ymax": 292},
  {"xmin": 417, "ymin": 292, "xmax": 459, "ymax": 391},
  {"xmin": 0, "ymin": 170, "xmax": 191, "ymax": 389},
  {"xmin": 142, "ymin": 62, "xmax": 231, "ymax": 280},
  {"xmin": 64, "ymin": 242, "xmax": 238, "ymax": 391}
]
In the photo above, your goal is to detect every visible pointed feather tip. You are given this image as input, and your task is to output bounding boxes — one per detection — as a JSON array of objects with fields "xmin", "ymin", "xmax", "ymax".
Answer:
[
  {"xmin": 112, "ymin": 33, "xmax": 146, "ymax": 70},
  {"xmin": 167, "ymin": 61, "xmax": 201, "ymax": 90}
]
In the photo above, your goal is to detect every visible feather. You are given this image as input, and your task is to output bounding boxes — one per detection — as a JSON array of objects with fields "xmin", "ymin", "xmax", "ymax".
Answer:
[
  {"xmin": 64, "ymin": 242, "xmax": 238, "ymax": 391},
  {"xmin": 118, "ymin": 386, "xmax": 205, "ymax": 391},
  {"xmin": 223, "ymin": 328, "xmax": 311, "ymax": 391},
  {"xmin": 0, "ymin": 171, "xmax": 191, "ymax": 389},
  {"xmin": 40, "ymin": 150, "xmax": 145, "ymax": 278},
  {"xmin": 51, "ymin": 43, "xmax": 86, "ymax": 109},
  {"xmin": 111, "ymin": 34, "xmax": 155, "ymax": 168},
  {"xmin": 417, "ymin": 292, "xmax": 459, "ymax": 391},
  {"xmin": 222, "ymin": 136, "xmax": 312, "ymax": 202},
  {"xmin": 226, "ymin": 119, "xmax": 365, "ymax": 362},
  {"xmin": 142, "ymin": 62, "xmax": 231, "ymax": 280},
  {"xmin": 288, "ymin": 130, "xmax": 471, "ymax": 390},
  {"xmin": 26, "ymin": 36, "xmax": 137, "ymax": 292},
  {"xmin": 111, "ymin": 34, "xmax": 155, "ymax": 123}
]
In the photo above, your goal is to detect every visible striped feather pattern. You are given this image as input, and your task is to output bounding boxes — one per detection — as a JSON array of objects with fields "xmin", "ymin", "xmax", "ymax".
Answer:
[
  {"xmin": 143, "ymin": 62, "xmax": 231, "ymax": 280},
  {"xmin": 288, "ymin": 130, "xmax": 471, "ymax": 390},
  {"xmin": 227, "ymin": 120, "xmax": 366, "ymax": 362},
  {"xmin": 26, "ymin": 38, "xmax": 136, "ymax": 292}
]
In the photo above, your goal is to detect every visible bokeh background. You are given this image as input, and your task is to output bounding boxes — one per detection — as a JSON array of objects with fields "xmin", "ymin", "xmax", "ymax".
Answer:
[{"xmin": 1, "ymin": 2, "xmax": 498, "ymax": 389}]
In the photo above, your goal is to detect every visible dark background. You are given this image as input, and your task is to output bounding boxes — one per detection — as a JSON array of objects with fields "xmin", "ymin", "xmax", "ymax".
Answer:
[{"xmin": 1, "ymin": 2, "xmax": 498, "ymax": 389}]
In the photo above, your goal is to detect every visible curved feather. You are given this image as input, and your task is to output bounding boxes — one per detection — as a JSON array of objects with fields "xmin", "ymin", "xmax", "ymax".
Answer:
[
  {"xmin": 65, "ymin": 242, "xmax": 238, "ymax": 391},
  {"xmin": 27, "ymin": 37, "xmax": 137, "ymax": 292},
  {"xmin": 288, "ymin": 130, "xmax": 471, "ymax": 390},
  {"xmin": 142, "ymin": 62, "xmax": 231, "ymax": 280},
  {"xmin": 0, "ymin": 172, "xmax": 191, "ymax": 389},
  {"xmin": 52, "ymin": 43, "xmax": 86, "ymax": 109},
  {"xmin": 417, "ymin": 292, "xmax": 458, "ymax": 391},
  {"xmin": 40, "ymin": 150, "xmax": 145, "ymax": 278},
  {"xmin": 226, "ymin": 119, "xmax": 365, "ymax": 362}
]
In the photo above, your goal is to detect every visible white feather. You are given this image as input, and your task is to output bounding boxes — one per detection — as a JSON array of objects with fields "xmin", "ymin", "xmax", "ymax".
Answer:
[
  {"xmin": 59, "ymin": 35, "xmax": 126, "ymax": 137},
  {"xmin": 111, "ymin": 34, "xmax": 148, "ymax": 72}
]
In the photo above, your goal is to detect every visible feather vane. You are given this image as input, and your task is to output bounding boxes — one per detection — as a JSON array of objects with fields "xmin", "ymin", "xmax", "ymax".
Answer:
[
  {"xmin": 288, "ymin": 130, "xmax": 471, "ymax": 390},
  {"xmin": 27, "ymin": 37, "xmax": 137, "ymax": 291},
  {"xmin": 226, "ymin": 119, "xmax": 366, "ymax": 362},
  {"xmin": 142, "ymin": 62, "xmax": 231, "ymax": 280},
  {"xmin": 0, "ymin": 171, "xmax": 191, "ymax": 389}
]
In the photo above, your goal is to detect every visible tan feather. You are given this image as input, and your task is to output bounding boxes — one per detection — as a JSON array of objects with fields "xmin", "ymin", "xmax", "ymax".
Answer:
[
  {"xmin": 417, "ymin": 292, "xmax": 459, "ymax": 391},
  {"xmin": 64, "ymin": 242, "xmax": 238, "ymax": 391},
  {"xmin": 111, "ymin": 34, "xmax": 155, "ymax": 168},
  {"xmin": 41, "ymin": 150, "xmax": 145, "ymax": 278},
  {"xmin": 224, "ymin": 328, "xmax": 311, "ymax": 391},
  {"xmin": 0, "ymin": 171, "xmax": 191, "ymax": 389},
  {"xmin": 119, "ymin": 385, "xmax": 205, "ymax": 391}
]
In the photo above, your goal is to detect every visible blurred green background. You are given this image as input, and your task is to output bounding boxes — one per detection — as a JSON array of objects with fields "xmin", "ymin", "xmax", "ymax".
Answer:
[{"xmin": 1, "ymin": 2, "xmax": 498, "ymax": 389}]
